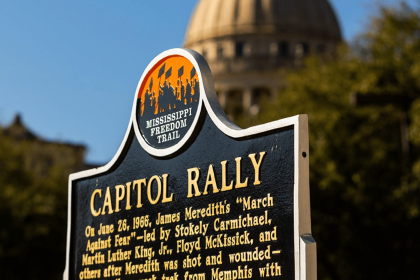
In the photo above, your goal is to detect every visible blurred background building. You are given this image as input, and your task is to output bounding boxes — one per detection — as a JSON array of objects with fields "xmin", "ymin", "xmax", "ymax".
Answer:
[
  {"xmin": 184, "ymin": 0, "xmax": 342, "ymax": 117},
  {"xmin": 3, "ymin": 114, "xmax": 94, "ymax": 171}
]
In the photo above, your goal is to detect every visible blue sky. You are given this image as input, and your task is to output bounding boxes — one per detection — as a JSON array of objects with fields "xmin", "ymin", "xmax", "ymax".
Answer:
[{"xmin": 0, "ymin": 0, "xmax": 418, "ymax": 164}]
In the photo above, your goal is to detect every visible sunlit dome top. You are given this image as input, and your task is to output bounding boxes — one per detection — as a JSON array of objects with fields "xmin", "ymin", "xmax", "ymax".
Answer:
[{"xmin": 184, "ymin": 0, "xmax": 342, "ymax": 46}]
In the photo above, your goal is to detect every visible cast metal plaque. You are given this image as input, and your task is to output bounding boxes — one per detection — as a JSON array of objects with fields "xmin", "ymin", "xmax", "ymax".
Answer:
[{"xmin": 64, "ymin": 48, "xmax": 316, "ymax": 280}]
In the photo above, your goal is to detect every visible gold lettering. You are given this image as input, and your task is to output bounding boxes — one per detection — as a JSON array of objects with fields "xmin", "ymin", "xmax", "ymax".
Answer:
[
  {"xmin": 101, "ymin": 187, "xmax": 114, "ymax": 215},
  {"xmin": 79, "ymin": 267, "xmax": 101, "ymax": 279},
  {"xmin": 85, "ymin": 226, "xmax": 95, "ymax": 237},
  {"xmin": 203, "ymin": 165, "xmax": 219, "ymax": 195},
  {"xmin": 221, "ymin": 160, "xmax": 233, "ymax": 192},
  {"xmin": 126, "ymin": 182, "xmax": 132, "ymax": 210},
  {"xmin": 187, "ymin": 167, "xmax": 201, "ymax": 198},
  {"xmin": 90, "ymin": 189, "xmax": 102, "ymax": 217},
  {"xmin": 147, "ymin": 175, "xmax": 162, "ymax": 204},
  {"xmin": 206, "ymin": 251, "xmax": 222, "ymax": 266},
  {"xmin": 161, "ymin": 174, "xmax": 174, "ymax": 203},
  {"xmin": 163, "ymin": 260, "xmax": 178, "ymax": 270},
  {"xmin": 133, "ymin": 179, "xmax": 146, "ymax": 208},
  {"xmin": 115, "ymin": 185, "xmax": 125, "ymax": 212},
  {"xmin": 184, "ymin": 271, "xmax": 205, "ymax": 280},
  {"xmin": 248, "ymin": 152, "xmax": 266, "ymax": 185},
  {"xmin": 235, "ymin": 157, "xmax": 248, "ymax": 188},
  {"xmin": 183, "ymin": 254, "xmax": 202, "ymax": 268}
]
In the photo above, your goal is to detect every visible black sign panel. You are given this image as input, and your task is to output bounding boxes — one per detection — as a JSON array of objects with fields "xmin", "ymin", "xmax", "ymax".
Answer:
[{"xmin": 64, "ymin": 49, "xmax": 315, "ymax": 280}]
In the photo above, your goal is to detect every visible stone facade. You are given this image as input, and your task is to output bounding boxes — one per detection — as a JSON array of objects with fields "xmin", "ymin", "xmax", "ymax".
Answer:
[{"xmin": 184, "ymin": 0, "xmax": 342, "ymax": 116}]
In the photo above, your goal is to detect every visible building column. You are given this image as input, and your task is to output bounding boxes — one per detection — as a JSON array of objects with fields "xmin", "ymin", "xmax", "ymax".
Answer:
[{"xmin": 243, "ymin": 88, "xmax": 252, "ymax": 112}]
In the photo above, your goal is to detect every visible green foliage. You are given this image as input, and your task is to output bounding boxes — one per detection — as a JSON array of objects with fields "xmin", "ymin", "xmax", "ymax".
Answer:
[
  {"xmin": 254, "ymin": 2, "xmax": 420, "ymax": 279},
  {"xmin": 0, "ymin": 126, "xmax": 86, "ymax": 280}
]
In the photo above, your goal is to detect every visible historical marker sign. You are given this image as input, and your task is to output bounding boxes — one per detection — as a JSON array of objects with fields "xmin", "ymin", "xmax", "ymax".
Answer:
[{"xmin": 64, "ymin": 49, "xmax": 316, "ymax": 280}]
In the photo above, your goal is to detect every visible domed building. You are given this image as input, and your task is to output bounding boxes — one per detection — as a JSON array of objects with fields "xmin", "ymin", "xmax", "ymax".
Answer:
[{"xmin": 184, "ymin": 0, "xmax": 342, "ymax": 116}]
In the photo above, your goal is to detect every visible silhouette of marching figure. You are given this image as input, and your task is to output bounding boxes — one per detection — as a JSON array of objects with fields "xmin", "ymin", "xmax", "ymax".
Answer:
[
  {"xmin": 174, "ymin": 82, "xmax": 179, "ymax": 109},
  {"xmin": 185, "ymin": 78, "xmax": 192, "ymax": 105},
  {"xmin": 163, "ymin": 80, "xmax": 175, "ymax": 111},
  {"xmin": 140, "ymin": 88, "xmax": 150, "ymax": 116},
  {"xmin": 168, "ymin": 81, "xmax": 176, "ymax": 109},
  {"xmin": 192, "ymin": 78, "xmax": 200, "ymax": 102},
  {"xmin": 144, "ymin": 89, "xmax": 151, "ymax": 106},
  {"xmin": 158, "ymin": 80, "xmax": 167, "ymax": 113},
  {"xmin": 176, "ymin": 79, "xmax": 182, "ymax": 101},
  {"xmin": 177, "ymin": 66, "xmax": 185, "ymax": 103},
  {"xmin": 152, "ymin": 90, "xmax": 159, "ymax": 114},
  {"xmin": 161, "ymin": 67, "xmax": 172, "ymax": 112},
  {"xmin": 139, "ymin": 88, "xmax": 156, "ymax": 116},
  {"xmin": 180, "ymin": 80, "xmax": 185, "ymax": 105},
  {"xmin": 160, "ymin": 80, "xmax": 167, "ymax": 111}
]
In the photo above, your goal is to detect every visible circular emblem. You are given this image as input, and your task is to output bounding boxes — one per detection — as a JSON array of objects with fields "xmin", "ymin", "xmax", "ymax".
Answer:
[{"xmin": 133, "ymin": 50, "xmax": 203, "ymax": 156}]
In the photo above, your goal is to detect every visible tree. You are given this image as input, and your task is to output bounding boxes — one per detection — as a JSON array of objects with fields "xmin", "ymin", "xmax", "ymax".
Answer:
[
  {"xmin": 254, "ymin": 2, "xmax": 420, "ymax": 279},
  {"xmin": 0, "ymin": 116, "xmax": 86, "ymax": 280}
]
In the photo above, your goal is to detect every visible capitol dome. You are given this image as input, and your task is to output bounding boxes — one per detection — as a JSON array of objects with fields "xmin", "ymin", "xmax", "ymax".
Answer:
[{"xmin": 184, "ymin": 0, "xmax": 342, "ymax": 116}]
